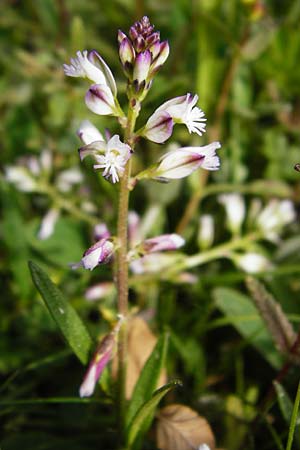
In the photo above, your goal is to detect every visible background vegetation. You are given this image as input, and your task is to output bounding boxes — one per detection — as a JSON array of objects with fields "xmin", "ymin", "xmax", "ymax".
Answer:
[{"xmin": 1, "ymin": 0, "xmax": 300, "ymax": 449}]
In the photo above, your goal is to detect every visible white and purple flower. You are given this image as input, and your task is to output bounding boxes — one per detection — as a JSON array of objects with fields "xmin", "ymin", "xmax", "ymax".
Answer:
[
  {"xmin": 143, "ymin": 93, "xmax": 206, "ymax": 143},
  {"xmin": 150, "ymin": 142, "xmax": 221, "ymax": 181},
  {"xmin": 70, "ymin": 238, "xmax": 115, "ymax": 271},
  {"xmin": 79, "ymin": 132, "xmax": 132, "ymax": 184},
  {"xmin": 79, "ymin": 317, "xmax": 123, "ymax": 397}
]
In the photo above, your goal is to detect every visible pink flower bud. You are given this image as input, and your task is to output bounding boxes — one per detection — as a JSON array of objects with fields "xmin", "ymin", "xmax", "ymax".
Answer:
[
  {"xmin": 142, "ymin": 234, "xmax": 185, "ymax": 253},
  {"xmin": 85, "ymin": 282, "xmax": 115, "ymax": 301},
  {"xmin": 79, "ymin": 318, "xmax": 123, "ymax": 397},
  {"xmin": 70, "ymin": 239, "xmax": 115, "ymax": 271}
]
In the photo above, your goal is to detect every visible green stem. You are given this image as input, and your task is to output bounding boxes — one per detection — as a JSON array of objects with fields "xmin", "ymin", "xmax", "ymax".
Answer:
[
  {"xmin": 116, "ymin": 104, "xmax": 139, "ymax": 446},
  {"xmin": 283, "ymin": 383, "xmax": 300, "ymax": 450}
]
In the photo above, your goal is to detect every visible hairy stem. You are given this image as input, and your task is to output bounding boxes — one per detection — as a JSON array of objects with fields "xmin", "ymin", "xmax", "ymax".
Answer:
[{"xmin": 116, "ymin": 105, "xmax": 138, "ymax": 445}]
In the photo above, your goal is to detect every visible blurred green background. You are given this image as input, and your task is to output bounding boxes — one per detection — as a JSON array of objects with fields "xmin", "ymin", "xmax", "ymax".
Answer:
[{"xmin": 1, "ymin": 0, "xmax": 300, "ymax": 449}]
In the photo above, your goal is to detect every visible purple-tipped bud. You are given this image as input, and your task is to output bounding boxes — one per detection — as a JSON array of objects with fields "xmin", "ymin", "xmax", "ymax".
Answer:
[
  {"xmin": 79, "ymin": 317, "xmax": 123, "ymax": 397},
  {"xmin": 118, "ymin": 29, "xmax": 127, "ymax": 45},
  {"xmin": 150, "ymin": 41, "xmax": 170, "ymax": 75},
  {"xmin": 128, "ymin": 211, "xmax": 141, "ymax": 247},
  {"xmin": 85, "ymin": 84, "xmax": 117, "ymax": 116},
  {"xmin": 133, "ymin": 50, "xmax": 151, "ymax": 84},
  {"xmin": 119, "ymin": 37, "xmax": 135, "ymax": 66},
  {"xmin": 142, "ymin": 110, "xmax": 173, "ymax": 143},
  {"xmin": 142, "ymin": 234, "xmax": 185, "ymax": 253},
  {"xmin": 70, "ymin": 238, "xmax": 115, "ymax": 271}
]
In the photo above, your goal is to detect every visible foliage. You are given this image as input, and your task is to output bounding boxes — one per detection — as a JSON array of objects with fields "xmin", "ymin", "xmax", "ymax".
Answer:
[{"xmin": 1, "ymin": 1, "xmax": 300, "ymax": 449}]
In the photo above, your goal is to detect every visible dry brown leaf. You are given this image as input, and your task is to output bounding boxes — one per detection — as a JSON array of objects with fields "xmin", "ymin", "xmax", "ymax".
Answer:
[
  {"xmin": 112, "ymin": 316, "xmax": 167, "ymax": 399},
  {"xmin": 156, "ymin": 404, "xmax": 216, "ymax": 450}
]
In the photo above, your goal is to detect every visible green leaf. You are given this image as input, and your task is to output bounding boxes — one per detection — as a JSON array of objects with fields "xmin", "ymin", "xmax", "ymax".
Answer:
[
  {"xmin": 213, "ymin": 287, "xmax": 283, "ymax": 368},
  {"xmin": 286, "ymin": 381, "xmax": 300, "ymax": 450},
  {"xmin": 126, "ymin": 331, "xmax": 169, "ymax": 428},
  {"xmin": 28, "ymin": 261, "xmax": 93, "ymax": 364},
  {"xmin": 126, "ymin": 380, "xmax": 182, "ymax": 449},
  {"xmin": 273, "ymin": 381, "xmax": 300, "ymax": 447}
]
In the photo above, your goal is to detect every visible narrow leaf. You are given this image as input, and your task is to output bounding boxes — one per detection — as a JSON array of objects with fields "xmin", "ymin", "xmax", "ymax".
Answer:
[
  {"xmin": 286, "ymin": 381, "xmax": 300, "ymax": 450},
  {"xmin": 126, "ymin": 380, "xmax": 182, "ymax": 449},
  {"xmin": 126, "ymin": 331, "xmax": 169, "ymax": 427},
  {"xmin": 213, "ymin": 287, "xmax": 283, "ymax": 368},
  {"xmin": 28, "ymin": 261, "xmax": 93, "ymax": 364},
  {"xmin": 246, "ymin": 277, "xmax": 297, "ymax": 359},
  {"xmin": 274, "ymin": 381, "xmax": 300, "ymax": 447},
  {"xmin": 156, "ymin": 404, "xmax": 216, "ymax": 450}
]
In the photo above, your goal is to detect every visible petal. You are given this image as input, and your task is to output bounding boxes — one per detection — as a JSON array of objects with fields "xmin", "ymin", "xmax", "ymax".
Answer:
[
  {"xmin": 143, "ymin": 110, "xmax": 173, "ymax": 143},
  {"xmin": 79, "ymin": 140, "xmax": 107, "ymax": 161},
  {"xmin": 38, "ymin": 209, "xmax": 60, "ymax": 240},
  {"xmin": 107, "ymin": 135, "xmax": 132, "ymax": 160},
  {"xmin": 150, "ymin": 41, "xmax": 170, "ymax": 74},
  {"xmin": 64, "ymin": 50, "xmax": 107, "ymax": 85},
  {"xmin": 157, "ymin": 149, "xmax": 205, "ymax": 179},
  {"xmin": 143, "ymin": 233, "xmax": 185, "ymax": 253},
  {"xmin": 85, "ymin": 84, "xmax": 116, "ymax": 116},
  {"xmin": 88, "ymin": 50, "xmax": 117, "ymax": 96},
  {"xmin": 77, "ymin": 120, "xmax": 104, "ymax": 145}
]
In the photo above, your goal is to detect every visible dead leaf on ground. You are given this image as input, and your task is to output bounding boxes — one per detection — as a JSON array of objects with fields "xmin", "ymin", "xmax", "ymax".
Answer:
[
  {"xmin": 156, "ymin": 403, "xmax": 216, "ymax": 450},
  {"xmin": 112, "ymin": 316, "xmax": 167, "ymax": 399}
]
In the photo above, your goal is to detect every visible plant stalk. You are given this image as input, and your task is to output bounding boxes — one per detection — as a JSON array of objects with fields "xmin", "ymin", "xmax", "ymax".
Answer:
[{"xmin": 116, "ymin": 104, "xmax": 139, "ymax": 446}]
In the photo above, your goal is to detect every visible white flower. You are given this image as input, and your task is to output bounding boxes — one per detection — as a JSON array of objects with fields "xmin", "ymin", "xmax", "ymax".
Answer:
[
  {"xmin": 142, "ymin": 233, "xmax": 185, "ymax": 253},
  {"xmin": 144, "ymin": 93, "xmax": 206, "ymax": 142},
  {"xmin": 38, "ymin": 208, "xmax": 60, "ymax": 240},
  {"xmin": 256, "ymin": 199, "xmax": 296, "ymax": 241},
  {"xmin": 77, "ymin": 120, "xmax": 104, "ymax": 145},
  {"xmin": 79, "ymin": 135, "xmax": 132, "ymax": 183},
  {"xmin": 219, "ymin": 193, "xmax": 246, "ymax": 234},
  {"xmin": 152, "ymin": 142, "xmax": 221, "ymax": 181},
  {"xmin": 56, "ymin": 167, "xmax": 83, "ymax": 192},
  {"xmin": 234, "ymin": 252, "xmax": 271, "ymax": 274},
  {"xmin": 198, "ymin": 215, "xmax": 214, "ymax": 250},
  {"xmin": 63, "ymin": 50, "xmax": 117, "ymax": 95},
  {"xmin": 5, "ymin": 166, "xmax": 37, "ymax": 192},
  {"xmin": 85, "ymin": 282, "xmax": 115, "ymax": 302}
]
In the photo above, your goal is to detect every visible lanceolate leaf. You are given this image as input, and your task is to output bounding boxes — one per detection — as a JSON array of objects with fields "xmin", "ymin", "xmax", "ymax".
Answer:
[
  {"xmin": 213, "ymin": 287, "xmax": 283, "ymax": 368},
  {"xmin": 126, "ymin": 331, "xmax": 169, "ymax": 428},
  {"xmin": 274, "ymin": 381, "xmax": 300, "ymax": 449},
  {"xmin": 126, "ymin": 380, "xmax": 182, "ymax": 449},
  {"xmin": 28, "ymin": 261, "xmax": 93, "ymax": 364}
]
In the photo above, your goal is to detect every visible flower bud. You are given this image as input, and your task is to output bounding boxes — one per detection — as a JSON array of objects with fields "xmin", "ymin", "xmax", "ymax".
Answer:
[
  {"xmin": 142, "ymin": 233, "xmax": 185, "ymax": 253},
  {"xmin": 133, "ymin": 50, "xmax": 151, "ymax": 86},
  {"xmin": 233, "ymin": 252, "xmax": 271, "ymax": 274},
  {"xmin": 119, "ymin": 37, "xmax": 135, "ymax": 73},
  {"xmin": 219, "ymin": 193, "xmax": 245, "ymax": 235},
  {"xmin": 198, "ymin": 215, "xmax": 214, "ymax": 250},
  {"xmin": 70, "ymin": 239, "xmax": 115, "ymax": 271},
  {"xmin": 79, "ymin": 317, "xmax": 123, "ymax": 397},
  {"xmin": 256, "ymin": 199, "xmax": 296, "ymax": 241},
  {"xmin": 38, "ymin": 209, "xmax": 60, "ymax": 240}
]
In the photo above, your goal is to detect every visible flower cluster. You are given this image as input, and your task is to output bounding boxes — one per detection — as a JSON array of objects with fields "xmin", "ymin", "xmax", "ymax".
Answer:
[
  {"xmin": 64, "ymin": 16, "xmax": 221, "ymax": 187},
  {"xmin": 5, "ymin": 150, "xmax": 84, "ymax": 240}
]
